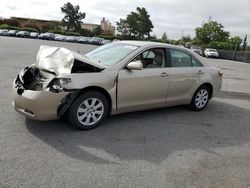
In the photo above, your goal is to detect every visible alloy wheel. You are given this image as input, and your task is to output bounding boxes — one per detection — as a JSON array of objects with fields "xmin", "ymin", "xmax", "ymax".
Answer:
[
  {"xmin": 77, "ymin": 98, "xmax": 104, "ymax": 126},
  {"xmin": 195, "ymin": 89, "xmax": 209, "ymax": 109}
]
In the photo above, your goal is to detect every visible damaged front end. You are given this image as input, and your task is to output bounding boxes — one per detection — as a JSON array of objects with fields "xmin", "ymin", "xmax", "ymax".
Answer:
[
  {"xmin": 15, "ymin": 45, "xmax": 105, "ymax": 95},
  {"xmin": 15, "ymin": 66, "xmax": 54, "ymax": 95},
  {"xmin": 12, "ymin": 45, "xmax": 106, "ymax": 121}
]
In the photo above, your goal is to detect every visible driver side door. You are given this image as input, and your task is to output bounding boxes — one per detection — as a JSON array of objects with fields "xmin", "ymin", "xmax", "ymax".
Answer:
[{"xmin": 117, "ymin": 48, "xmax": 169, "ymax": 111}]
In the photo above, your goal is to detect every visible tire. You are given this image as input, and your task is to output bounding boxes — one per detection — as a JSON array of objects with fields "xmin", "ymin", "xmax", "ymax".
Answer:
[
  {"xmin": 190, "ymin": 85, "xmax": 211, "ymax": 111},
  {"xmin": 68, "ymin": 91, "xmax": 109, "ymax": 130}
]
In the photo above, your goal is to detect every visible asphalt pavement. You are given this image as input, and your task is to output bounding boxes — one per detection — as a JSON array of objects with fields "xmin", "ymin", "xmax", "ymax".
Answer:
[{"xmin": 0, "ymin": 37, "xmax": 250, "ymax": 188}]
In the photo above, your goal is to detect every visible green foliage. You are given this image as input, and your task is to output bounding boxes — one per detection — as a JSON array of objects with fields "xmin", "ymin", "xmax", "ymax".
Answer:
[
  {"xmin": 78, "ymin": 29, "xmax": 94, "ymax": 37},
  {"xmin": 61, "ymin": 2, "xmax": 86, "ymax": 31},
  {"xmin": 149, "ymin": 38, "xmax": 169, "ymax": 43},
  {"xmin": 0, "ymin": 24, "xmax": 38, "ymax": 32},
  {"xmin": 40, "ymin": 22, "xmax": 56, "ymax": 32},
  {"xmin": 93, "ymin": 25, "xmax": 102, "ymax": 36},
  {"xmin": 206, "ymin": 42, "xmax": 233, "ymax": 50},
  {"xmin": 136, "ymin": 7, "xmax": 154, "ymax": 38},
  {"xmin": 116, "ymin": 19, "xmax": 130, "ymax": 36},
  {"xmin": 192, "ymin": 37, "xmax": 202, "ymax": 45},
  {"xmin": 20, "ymin": 27, "xmax": 38, "ymax": 32},
  {"xmin": 195, "ymin": 20, "xmax": 230, "ymax": 45},
  {"xmin": 181, "ymin": 35, "xmax": 192, "ymax": 43},
  {"xmin": 67, "ymin": 31, "xmax": 80, "ymax": 36},
  {"xmin": 49, "ymin": 29, "xmax": 80, "ymax": 36},
  {"xmin": 227, "ymin": 36, "xmax": 242, "ymax": 50},
  {"xmin": 0, "ymin": 24, "xmax": 19, "ymax": 30},
  {"xmin": 50, "ymin": 29, "xmax": 66, "ymax": 35},
  {"xmin": 98, "ymin": 35, "xmax": 118, "ymax": 40},
  {"xmin": 161, "ymin": 32, "xmax": 167, "ymax": 41},
  {"xmin": 22, "ymin": 22, "xmax": 40, "ymax": 32},
  {"xmin": 116, "ymin": 7, "xmax": 153, "ymax": 39}
]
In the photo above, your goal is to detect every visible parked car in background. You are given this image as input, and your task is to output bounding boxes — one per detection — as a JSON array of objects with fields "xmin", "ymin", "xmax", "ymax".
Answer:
[
  {"xmin": 78, "ymin": 36, "xmax": 88, "ymax": 43},
  {"xmin": 7, "ymin": 30, "xmax": 18, "ymax": 36},
  {"xmin": 16, "ymin": 31, "xmax": 30, "ymax": 38},
  {"xmin": 101, "ymin": 39, "xmax": 111, "ymax": 45},
  {"xmin": 191, "ymin": 46, "xmax": 203, "ymax": 56},
  {"xmin": 54, "ymin": 34, "xmax": 66, "ymax": 41},
  {"xmin": 30, "ymin": 32, "xmax": 39, "ymax": 39},
  {"xmin": 0, "ymin": 29, "xmax": 9, "ymax": 36},
  {"xmin": 85, "ymin": 37, "xmax": 92, "ymax": 44},
  {"xmin": 90, "ymin": 37, "xmax": 103, "ymax": 45},
  {"xmin": 38, "ymin": 32, "xmax": 55, "ymax": 40},
  {"xmin": 65, "ymin": 36, "xmax": 79, "ymax": 43},
  {"xmin": 12, "ymin": 41, "xmax": 222, "ymax": 130},
  {"xmin": 204, "ymin": 48, "xmax": 219, "ymax": 58}
]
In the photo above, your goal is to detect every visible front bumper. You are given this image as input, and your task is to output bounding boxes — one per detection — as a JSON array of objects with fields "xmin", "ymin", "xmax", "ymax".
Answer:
[
  {"xmin": 207, "ymin": 53, "xmax": 219, "ymax": 57},
  {"xmin": 12, "ymin": 83, "xmax": 69, "ymax": 121}
]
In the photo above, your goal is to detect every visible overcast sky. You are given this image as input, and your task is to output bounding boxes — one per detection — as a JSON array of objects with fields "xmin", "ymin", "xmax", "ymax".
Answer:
[{"xmin": 0, "ymin": 0, "xmax": 249, "ymax": 39}]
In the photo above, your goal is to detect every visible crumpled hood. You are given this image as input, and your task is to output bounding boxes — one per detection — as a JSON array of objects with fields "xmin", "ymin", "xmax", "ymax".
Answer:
[{"xmin": 36, "ymin": 45, "xmax": 105, "ymax": 75}]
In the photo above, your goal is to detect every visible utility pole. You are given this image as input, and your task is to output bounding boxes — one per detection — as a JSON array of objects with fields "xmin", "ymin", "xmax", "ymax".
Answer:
[
  {"xmin": 242, "ymin": 34, "xmax": 248, "ymax": 62},
  {"xmin": 232, "ymin": 43, "xmax": 237, "ymax": 60}
]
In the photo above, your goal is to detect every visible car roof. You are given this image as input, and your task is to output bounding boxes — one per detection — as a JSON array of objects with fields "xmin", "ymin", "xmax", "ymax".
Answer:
[
  {"xmin": 206, "ymin": 48, "xmax": 217, "ymax": 50},
  {"xmin": 119, "ymin": 40, "xmax": 175, "ymax": 48}
]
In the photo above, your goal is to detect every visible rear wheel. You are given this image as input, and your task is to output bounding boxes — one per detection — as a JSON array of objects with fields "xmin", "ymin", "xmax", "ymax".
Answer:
[
  {"xmin": 190, "ymin": 86, "xmax": 210, "ymax": 111},
  {"xmin": 68, "ymin": 91, "xmax": 109, "ymax": 130}
]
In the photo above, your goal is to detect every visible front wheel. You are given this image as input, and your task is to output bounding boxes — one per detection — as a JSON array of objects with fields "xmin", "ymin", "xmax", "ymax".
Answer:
[
  {"xmin": 190, "ymin": 86, "xmax": 210, "ymax": 111},
  {"xmin": 68, "ymin": 91, "xmax": 109, "ymax": 130}
]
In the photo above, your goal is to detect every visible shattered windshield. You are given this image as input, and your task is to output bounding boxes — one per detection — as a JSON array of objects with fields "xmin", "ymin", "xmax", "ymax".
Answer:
[{"xmin": 85, "ymin": 42, "xmax": 138, "ymax": 66}]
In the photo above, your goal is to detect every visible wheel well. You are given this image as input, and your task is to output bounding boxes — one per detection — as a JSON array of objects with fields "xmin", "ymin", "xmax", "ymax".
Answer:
[
  {"xmin": 200, "ymin": 83, "xmax": 213, "ymax": 98},
  {"xmin": 77, "ymin": 86, "xmax": 112, "ymax": 113}
]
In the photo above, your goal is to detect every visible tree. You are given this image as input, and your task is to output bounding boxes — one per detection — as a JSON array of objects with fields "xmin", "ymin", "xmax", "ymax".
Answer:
[
  {"xmin": 228, "ymin": 36, "xmax": 242, "ymax": 50},
  {"xmin": 61, "ymin": 2, "xmax": 86, "ymax": 31},
  {"xmin": 161, "ymin": 32, "xmax": 167, "ymax": 41},
  {"xmin": 195, "ymin": 20, "xmax": 230, "ymax": 45},
  {"xmin": 242, "ymin": 34, "xmax": 248, "ymax": 51},
  {"xmin": 181, "ymin": 35, "xmax": 192, "ymax": 43},
  {"xmin": 136, "ymin": 7, "xmax": 154, "ymax": 38},
  {"xmin": 41, "ymin": 22, "xmax": 55, "ymax": 32},
  {"xmin": 93, "ymin": 25, "xmax": 102, "ymax": 36},
  {"xmin": 116, "ymin": 7, "xmax": 153, "ymax": 39},
  {"xmin": 116, "ymin": 18, "xmax": 131, "ymax": 37}
]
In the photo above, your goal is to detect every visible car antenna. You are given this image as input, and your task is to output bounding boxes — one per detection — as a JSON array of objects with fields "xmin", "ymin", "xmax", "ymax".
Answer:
[{"xmin": 77, "ymin": 47, "xmax": 80, "ymax": 54}]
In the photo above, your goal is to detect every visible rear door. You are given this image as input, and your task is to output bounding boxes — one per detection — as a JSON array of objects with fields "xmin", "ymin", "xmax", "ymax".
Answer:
[{"xmin": 166, "ymin": 48, "xmax": 204, "ymax": 105}]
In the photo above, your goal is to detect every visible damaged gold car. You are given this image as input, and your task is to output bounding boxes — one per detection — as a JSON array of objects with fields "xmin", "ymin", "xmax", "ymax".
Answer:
[{"xmin": 12, "ymin": 41, "xmax": 222, "ymax": 129}]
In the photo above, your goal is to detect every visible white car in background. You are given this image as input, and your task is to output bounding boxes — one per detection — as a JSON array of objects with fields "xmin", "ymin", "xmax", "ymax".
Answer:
[{"xmin": 204, "ymin": 48, "xmax": 219, "ymax": 58}]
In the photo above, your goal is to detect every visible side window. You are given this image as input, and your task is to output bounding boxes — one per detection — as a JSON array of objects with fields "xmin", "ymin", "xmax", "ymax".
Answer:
[
  {"xmin": 170, "ymin": 49, "xmax": 192, "ymax": 67},
  {"xmin": 191, "ymin": 56, "xmax": 203, "ymax": 67},
  {"xmin": 133, "ymin": 48, "xmax": 166, "ymax": 68}
]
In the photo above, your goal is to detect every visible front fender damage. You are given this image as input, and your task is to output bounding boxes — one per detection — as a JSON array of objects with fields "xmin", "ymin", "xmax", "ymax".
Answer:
[
  {"xmin": 57, "ymin": 72, "xmax": 118, "ymax": 119},
  {"xmin": 57, "ymin": 90, "xmax": 80, "ymax": 119}
]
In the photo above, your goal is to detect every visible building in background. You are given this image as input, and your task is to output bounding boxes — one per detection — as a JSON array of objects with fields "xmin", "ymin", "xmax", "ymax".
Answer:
[
  {"xmin": 81, "ymin": 17, "xmax": 115, "ymax": 36},
  {"xmin": 100, "ymin": 17, "xmax": 115, "ymax": 35},
  {"xmin": 81, "ymin": 23, "xmax": 99, "ymax": 31},
  {"xmin": 7, "ymin": 16, "xmax": 115, "ymax": 35},
  {"xmin": 11, "ymin": 17, "xmax": 60, "ymax": 31}
]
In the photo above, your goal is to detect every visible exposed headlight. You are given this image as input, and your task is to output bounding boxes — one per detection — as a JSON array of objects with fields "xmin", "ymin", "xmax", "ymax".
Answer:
[{"xmin": 49, "ymin": 78, "xmax": 71, "ymax": 93}]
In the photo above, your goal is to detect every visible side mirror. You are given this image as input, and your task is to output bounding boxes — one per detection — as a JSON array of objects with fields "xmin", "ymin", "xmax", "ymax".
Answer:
[{"xmin": 127, "ymin": 60, "xmax": 143, "ymax": 70}]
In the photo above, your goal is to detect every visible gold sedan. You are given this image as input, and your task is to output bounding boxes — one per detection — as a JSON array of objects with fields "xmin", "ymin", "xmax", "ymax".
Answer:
[{"xmin": 12, "ymin": 41, "xmax": 222, "ymax": 129}]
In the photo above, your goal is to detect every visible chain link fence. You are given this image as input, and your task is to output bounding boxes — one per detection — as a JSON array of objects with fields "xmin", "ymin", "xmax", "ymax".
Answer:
[{"xmin": 217, "ymin": 50, "xmax": 250, "ymax": 63}]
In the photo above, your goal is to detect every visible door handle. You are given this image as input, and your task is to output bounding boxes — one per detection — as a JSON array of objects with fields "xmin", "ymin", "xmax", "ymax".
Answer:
[
  {"xmin": 160, "ymin": 72, "xmax": 169, "ymax": 77},
  {"xmin": 197, "ymin": 70, "xmax": 204, "ymax": 74}
]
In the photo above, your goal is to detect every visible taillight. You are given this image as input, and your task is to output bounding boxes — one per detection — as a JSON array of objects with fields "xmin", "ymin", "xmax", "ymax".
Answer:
[{"xmin": 218, "ymin": 70, "xmax": 223, "ymax": 77}]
